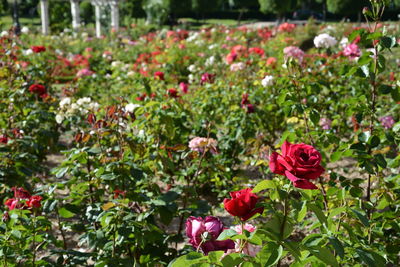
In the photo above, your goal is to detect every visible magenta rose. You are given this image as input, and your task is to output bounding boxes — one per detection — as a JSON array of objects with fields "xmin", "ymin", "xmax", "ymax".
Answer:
[
  {"xmin": 269, "ymin": 141, "xmax": 325, "ymax": 189},
  {"xmin": 185, "ymin": 216, "xmax": 234, "ymax": 255}
]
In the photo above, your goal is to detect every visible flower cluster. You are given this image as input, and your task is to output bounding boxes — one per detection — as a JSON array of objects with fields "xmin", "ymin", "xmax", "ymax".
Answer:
[
  {"xmin": 55, "ymin": 97, "xmax": 100, "ymax": 124},
  {"xmin": 5, "ymin": 187, "xmax": 42, "ymax": 210},
  {"xmin": 283, "ymin": 46, "xmax": 305, "ymax": 63}
]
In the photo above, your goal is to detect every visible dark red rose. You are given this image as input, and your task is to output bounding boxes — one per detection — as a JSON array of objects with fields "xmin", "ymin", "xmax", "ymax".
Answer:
[
  {"xmin": 0, "ymin": 135, "xmax": 8, "ymax": 144},
  {"xmin": 246, "ymin": 103, "xmax": 255, "ymax": 113},
  {"xmin": 241, "ymin": 93, "xmax": 249, "ymax": 106},
  {"xmin": 31, "ymin": 46, "xmax": 46, "ymax": 53},
  {"xmin": 167, "ymin": 88, "xmax": 179, "ymax": 98},
  {"xmin": 26, "ymin": 195, "xmax": 42, "ymax": 208},
  {"xmin": 12, "ymin": 187, "xmax": 31, "ymax": 199},
  {"xmin": 201, "ymin": 73, "xmax": 215, "ymax": 84},
  {"xmin": 223, "ymin": 188, "xmax": 264, "ymax": 221},
  {"xmin": 154, "ymin": 71, "xmax": 164, "ymax": 80},
  {"xmin": 29, "ymin": 84, "xmax": 46, "ymax": 96},
  {"xmin": 136, "ymin": 93, "xmax": 147, "ymax": 101},
  {"xmin": 269, "ymin": 141, "xmax": 325, "ymax": 190}
]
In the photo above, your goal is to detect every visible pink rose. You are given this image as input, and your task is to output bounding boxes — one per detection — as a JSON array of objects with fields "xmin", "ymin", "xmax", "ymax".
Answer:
[{"xmin": 269, "ymin": 141, "xmax": 325, "ymax": 189}]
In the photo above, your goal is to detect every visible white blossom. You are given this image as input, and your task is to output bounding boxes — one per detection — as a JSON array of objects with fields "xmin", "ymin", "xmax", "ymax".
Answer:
[
  {"xmin": 261, "ymin": 75, "xmax": 274, "ymax": 87},
  {"xmin": 314, "ymin": 33, "xmax": 337, "ymax": 48}
]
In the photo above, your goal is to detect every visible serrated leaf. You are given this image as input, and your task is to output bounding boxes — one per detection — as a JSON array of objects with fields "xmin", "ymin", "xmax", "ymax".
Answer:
[{"xmin": 252, "ymin": 180, "xmax": 276, "ymax": 193}]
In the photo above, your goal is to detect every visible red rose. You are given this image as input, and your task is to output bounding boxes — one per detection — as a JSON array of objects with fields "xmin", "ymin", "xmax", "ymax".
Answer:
[
  {"xmin": 12, "ymin": 187, "xmax": 31, "ymax": 199},
  {"xmin": 223, "ymin": 188, "xmax": 264, "ymax": 221},
  {"xmin": 31, "ymin": 46, "xmax": 46, "ymax": 53},
  {"xmin": 5, "ymin": 198, "xmax": 19, "ymax": 210},
  {"xmin": 167, "ymin": 88, "xmax": 179, "ymax": 98},
  {"xmin": 26, "ymin": 195, "xmax": 42, "ymax": 208},
  {"xmin": 29, "ymin": 84, "xmax": 46, "ymax": 96},
  {"xmin": 154, "ymin": 71, "xmax": 164, "ymax": 80},
  {"xmin": 0, "ymin": 135, "xmax": 8, "ymax": 144},
  {"xmin": 269, "ymin": 141, "xmax": 325, "ymax": 190}
]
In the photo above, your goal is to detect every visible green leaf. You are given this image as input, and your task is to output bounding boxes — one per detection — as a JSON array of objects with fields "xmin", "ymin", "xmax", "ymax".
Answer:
[
  {"xmin": 296, "ymin": 201, "xmax": 307, "ymax": 222},
  {"xmin": 307, "ymin": 203, "xmax": 327, "ymax": 225},
  {"xmin": 221, "ymin": 253, "xmax": 245, "ymax": 267},
  {"xmin": 252, "ymin": 180, "xmax": 276, "ymax": 193},
  {"xmin": 207, "ymin": 251, "xmax": 223, "ymax": 263},
  {"xmin": 330, "ymin": 151, "xmax": 342, "ymax": 162},
  {"xmin": 378, "ymin": 84, "xmax": 392, "ymax": 94},
  {"xmin": 368, "ymin": 135, "xmax": 380, "ymax": 148},
  {"xmin": 380, "ymin": 36, "xmax": 396, "ymax": 49},
  {"xmin": 216, "ymin": 229, "xmax": 238, "ymax": 241},
  {"xmin": 374, "ymin": 154, "xmax": 387, "ymax": 169},
  {"xmin": 351, "ymin": 209, "xmax": 370, "ymax": 227},
  {"xmin": 168, "ymin": 252, "xmax": 205, "ymax": 267},
  {"xmin": 11, "ymin": 229, "xmax": 22, "ymax": 239},
  {"xmin": 391, "ymin": 87, "xmax": 400, "ymax": 102},
  {"xmin": 310, "ymin": 110, "xmax": 320, "ymax": 125},
  {"xmin": 55, "ymin": 167, "xmax": 69, "ymax": 179},
  {"xmin": 328, "ymin": 237, "xmax": 344, "ymax": 259},
  {"xmin": 58, "ymin": 207, "xmax": 75, "ymax": 218},
  {"xmin": 256, "ymin": 243, "xmax": 283, "ymax": 266},
  {"xmin": 310, "ymin": 247, "xmax": 339, "ymax": 267}
]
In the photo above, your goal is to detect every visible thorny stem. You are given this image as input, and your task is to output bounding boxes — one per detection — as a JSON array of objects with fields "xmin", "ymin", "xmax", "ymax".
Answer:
[
  {"xmin": 56, "ymin": 206, "xmax": 68, "ymax": 250},
  {"xmin": 277, "ymin": 195, "xmax": 289, "ymax": 267},
  {"xmin": 32, "ymin": 214, "xmax": 37, "ymax": 267},
  {"xmin": 319, "ymin": 177, "xmax": 329, "ymax": 213}
]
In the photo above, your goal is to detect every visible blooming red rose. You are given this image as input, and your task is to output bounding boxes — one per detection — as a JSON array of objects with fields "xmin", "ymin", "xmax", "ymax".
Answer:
[
  {"xmin": 26, "ymin": 195, "xmax": 42, "ymax": 208},
  {"xmin": 223, "ymin": 188, "xmax": 264, "ymax": 221},
  {"xmin": 269, "ymin": 141, "xmax": 325, "ymax": 189},
  {"xmin": 12, "ymin": 187, "xmax": 31, "ymax": 199},
  {"xmin": 31, "ymin": 46, "xmax": 46, "ymax": 53},
  {"xmin": 0, "ymin": 135, "xmax": 8, "ymax": 144},
  {"xmin": 167, "ymin": 88, "xmax": 179, "ymax": 98},
  {"xmin": 29, "ymin": 84, "xmax": 46, "ymax": 96},
  {"xmin": 154, "ymin": 71, "xmax": 164, "ymax": 80},
  {"xmin": 5, "ymin": 198, "xmax": 19, "ymax": 210}
]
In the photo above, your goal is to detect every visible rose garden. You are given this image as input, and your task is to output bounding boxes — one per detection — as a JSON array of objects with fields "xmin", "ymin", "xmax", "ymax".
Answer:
[{"xmin": 0, "ymin": 0, "xmax": 400, "ymax": 266}]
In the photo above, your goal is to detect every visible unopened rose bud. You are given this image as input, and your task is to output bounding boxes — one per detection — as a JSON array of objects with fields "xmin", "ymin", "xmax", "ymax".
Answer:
[{"xmin": 362, "ymin": 7, "xmax": 369, "ymax": 15}]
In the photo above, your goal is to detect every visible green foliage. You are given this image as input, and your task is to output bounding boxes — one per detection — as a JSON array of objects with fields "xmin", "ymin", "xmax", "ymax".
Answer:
[
  {"xmin": 327, "ymin": 0, "xmax": 368, "ymax": 16},
  {"xmin": 258, "ymin": 0, "xmax": 299, "ymax": 17}
]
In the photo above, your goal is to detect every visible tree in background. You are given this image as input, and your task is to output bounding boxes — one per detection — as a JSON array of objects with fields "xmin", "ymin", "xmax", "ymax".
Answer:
[
  {"xmin": 191, "ymin": 0, "xmax": 224, "ymax": 20},
  {"xmin": 122, "ymin": 0, "xmax": 145, "ymax": 24},
  {"xmin": 142, "ymin": 0, "xmax": 170, "ymax": 25},
  {"xmin": 228, "ymin": 0, "xmax": 260, "ymax": 24},
  {"xmin": 258, "ymin": 0, "xmax": 299, "ymax": 21},
  {"xmin": 327, "ymin": 0, "xmax": 369, "ymax": 20}
]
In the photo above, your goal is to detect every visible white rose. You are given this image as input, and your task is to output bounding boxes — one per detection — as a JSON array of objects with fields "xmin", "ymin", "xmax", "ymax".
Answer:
[
  {"xmin": 1, "ymin": 31, "xmax": 8, "ymax": 37},
  {"xmin": 261, "ymin": 75, "xmax": 274, "ymax": 87},
  {"xmin": 125, "ymin": 103, "xmax": 140, "ymax": 113},
  {"xmin": 59, "ymin": 97, "xmax": 71, "ymax": 108},
  {"xmin": 314, "ymin": 33, "xmax": 337, "ymax": 49},
  {"xmin": 21, "ymin": 27, "xmax": 29, "ymax": 34},
  {"xmin": 55, "ymin": 114, "xmax": 64, "ymax": 124},
  {"xmin": 188, "ymin": 65, "xmax": 197, "ymax": 72}
]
